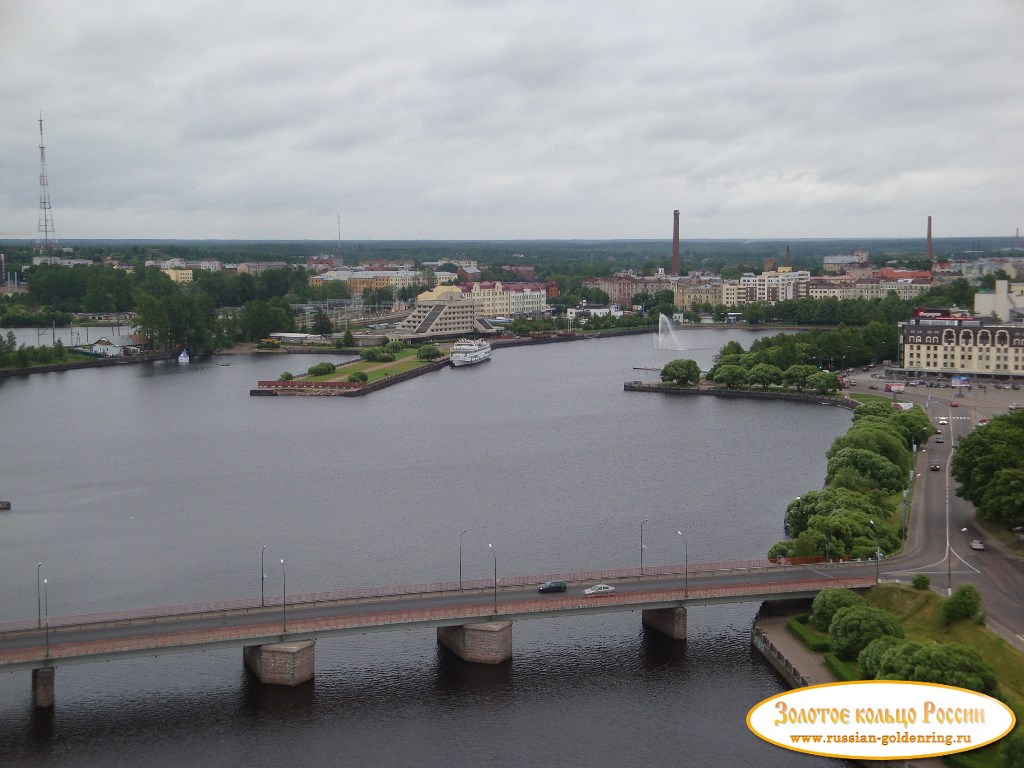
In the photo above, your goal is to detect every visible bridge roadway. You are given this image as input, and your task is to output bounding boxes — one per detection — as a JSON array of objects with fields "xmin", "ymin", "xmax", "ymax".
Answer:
[{"xmin": 0, "ymin": 559, "xmax": 877, "ymax": 673}]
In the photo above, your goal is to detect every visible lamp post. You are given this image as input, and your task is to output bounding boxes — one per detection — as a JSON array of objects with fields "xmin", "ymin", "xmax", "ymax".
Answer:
[
  {"xmin": 677, "ymin": 531, "xmax": 688, "ymax": 597},
  {"xmin": 280, "ymin": 558, "xmax": 287, "ymax": 634},
  {"xmin": 487, "ymin": 543, "xmax": 497, "ymax": 614},
  {"xmin": 43, "ymin": 578, "xmax": 49, "ymax": 658},
  {"xmin": 36, "ymin": 562, "xmax": 42, "ymax": 629},
  {"xmin": 869, "ymin": 520, "xmax": 880, "ymax": 583},
  {"xmin": 261, "ymin": 545, "xmax": 267, "ymax": 607},
  {"xmin": 459, "ymin": 530, "xmax": 467, "ymax": 592},
  {"xmin": 640, "ymin": 518, "xmax": 648, "ymax": 575}
]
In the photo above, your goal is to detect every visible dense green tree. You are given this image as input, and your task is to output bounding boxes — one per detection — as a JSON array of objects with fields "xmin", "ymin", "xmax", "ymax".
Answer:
[
  {"xmin": 660, "ymin": 358, "xmax": 701, "ymax": 386},
  {"xmin": 1000, "ymin": 727, "xmax": 1024, "ymax": 768},
  {"xmin": 951, "ymin": 412, "xmax": 1024, "ymax": 527},
  {"xmin": 311, "ymin": 309, "xmax": 333, "ymax": 337},
  {"xmin": 829, "ymin": 605, "xmax": 903, "ymax": 660},
  {"xmin": 875, "ymin": 641, "xmax": 996, "ymax": 695},
  {"xmin": 826, "ymin": 448, "xmax": 904, "ymax": 494},
  {"xmin": 416, "ymin": 344, "xmax": 441, "ymax": 361},
  {"xmin": 713, "ymin": 364, "xmax": 748, "ymax": 389},
  {"xmin": 782, "ymin": 364, "xmax": 818, "ymax": 391},
  {"xmin": 747, "ymin": 362, "xmax": 782, "ymax": 389},
  {"xmin": 807, "ymin": 371, "xmax": 840, "ymax": 394},
  {"xmin": 342, "ymin": 329, "xmax": 355, "ymax": 346},
  {"xmin": 809, "ymin": 588, "xmax": 865, "ymax": 632},
  {"xmin": 857, "ymin": 635, "xmax": 906, "ymax": 679}
]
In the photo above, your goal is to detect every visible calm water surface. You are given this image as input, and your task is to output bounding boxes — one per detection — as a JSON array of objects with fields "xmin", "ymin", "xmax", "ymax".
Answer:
[{"xmin": 0, "ymin": 329, "xmax": 856, "ymax": 767}]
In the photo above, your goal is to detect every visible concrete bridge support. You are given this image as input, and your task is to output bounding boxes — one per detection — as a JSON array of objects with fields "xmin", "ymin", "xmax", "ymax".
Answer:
[
  {"xmin": 642, "ymin": 607, "xmax": 688, "ymax": 640},
  {"xmin": 437, "ymin": 621, "xmax": 512, "ymax": 664},
  {"xmin": 32, "ymin": 666, "xmax": 55, "ymax": 708},
  {"xmin": 243, "ymin": 640, "xmax": 315, "ymax": 686}
]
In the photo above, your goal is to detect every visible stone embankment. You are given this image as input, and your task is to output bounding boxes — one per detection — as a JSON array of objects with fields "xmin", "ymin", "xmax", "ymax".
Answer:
[
  {"xmin": 624, "ymin": 380, "xmax": 860, "ymax": 410},
  {"xmin": 0, "ymin": 350, "xmax": 179, "ymax": 379}
]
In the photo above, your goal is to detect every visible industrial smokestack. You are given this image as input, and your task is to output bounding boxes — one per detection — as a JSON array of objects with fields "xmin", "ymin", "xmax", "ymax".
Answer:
[
  {"xmin": 926, "ymin": 216, "xmax": 933, "ymax": 262},
  {"xmin": 672, "ymin": 210, "xmax": 680, "ymax": 274}
]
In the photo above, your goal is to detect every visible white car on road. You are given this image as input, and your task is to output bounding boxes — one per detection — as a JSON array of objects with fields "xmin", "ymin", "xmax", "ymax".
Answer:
[{"xmin": 584, "ymin": 583, "xmax": 616, "ymax": 596}]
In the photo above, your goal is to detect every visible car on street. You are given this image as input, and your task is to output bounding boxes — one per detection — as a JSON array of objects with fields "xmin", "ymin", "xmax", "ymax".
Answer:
[
  {"xmin": 950, "ymin": 402, "xmax": 960, "ymax": 407},
  {"xmin": 930, "ymin": 463, "xmax": 941, "ymax": 471},
  {"xmin": 970, "ymin": 539, "xmax": 985, "ymax": 551},
  {"xmin": 935, "ymin": 436, "xmax": 944, "ymax": 443},
  {"xmin": 537, "ymin": 579, "xmax": 567, "ymax": 593},
  {"xmin": 938, "ymin": 418, "xmax": 948, "ymax": 425},
  {"xmin": 583, "ymin": 583, "xmax": 615, "ymax": 596},
  {"xmin": 868, "ymin": 385, "xmax": 878, "ymax": 390}
]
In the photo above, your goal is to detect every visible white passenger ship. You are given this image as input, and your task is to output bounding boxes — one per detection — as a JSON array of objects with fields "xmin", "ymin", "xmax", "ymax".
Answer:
[{"xmin": 449, "ymin": 338, "xmax": 492, "ymax": 367}]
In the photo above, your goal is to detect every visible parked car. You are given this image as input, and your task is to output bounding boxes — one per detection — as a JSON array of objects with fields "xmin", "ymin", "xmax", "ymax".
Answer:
[
  {"xmin": 538, "ymin": 580, "xmax": 567, "ymax": 593},
  {"xmin": 970, "ymin": 539, "xmax": 985, "ymax": 551},
  {"xmin": 583, "ymin": 583, "xmax": 615, "ymax": 596},
  {"xmin": 868, "ymin": 385, "xmax": 879, "ymax": 390},
  {"xmin": 950, "ymin": 401, "xmax": 960, "ymax": 407},
  {"xmin": 930, "ymin": 463, "xmax": 941, "ymax": 471},
  {"xmin": 935, "ymin": 436, "xmax": 944, "ymax": 443}
]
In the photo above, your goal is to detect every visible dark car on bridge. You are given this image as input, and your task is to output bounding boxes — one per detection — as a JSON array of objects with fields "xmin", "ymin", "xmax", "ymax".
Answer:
[{"xmin": 538, "ymin": 580, "xmax": 567, "ymax": 593}]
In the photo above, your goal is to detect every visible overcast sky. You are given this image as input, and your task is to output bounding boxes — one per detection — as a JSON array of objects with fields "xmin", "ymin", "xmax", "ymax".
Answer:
[{"xmin": 1, "ymin": 1, "xmax": 1021, "ymax": 242}]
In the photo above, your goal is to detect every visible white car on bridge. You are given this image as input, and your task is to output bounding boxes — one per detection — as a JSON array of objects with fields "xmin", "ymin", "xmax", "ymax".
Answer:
[{"xmin": 584, "ymin": 583, "xmax": 615, "ymax": 596}]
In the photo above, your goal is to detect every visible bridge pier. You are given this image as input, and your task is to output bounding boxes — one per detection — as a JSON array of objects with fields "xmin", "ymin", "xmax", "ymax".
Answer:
[
  {"xmin": 243, "ymin": 640, "xmax": 315, "ymax": 686},
  {"xmin": 641, "ymin": 606, "xmax": 688, "ymax": 640},
  {"xmin": 437, "ymin": 621, "xmax": 512, "ymax": 664},
  {"xmin": 32, "ymin": 667, "xmax": 55, "ymax": 708}
]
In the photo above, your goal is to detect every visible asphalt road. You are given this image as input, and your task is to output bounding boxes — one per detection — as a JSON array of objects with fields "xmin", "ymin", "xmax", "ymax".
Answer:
[{"xmin": 847, "ymin": 367, "xmax": 1024, "ymax": 649}]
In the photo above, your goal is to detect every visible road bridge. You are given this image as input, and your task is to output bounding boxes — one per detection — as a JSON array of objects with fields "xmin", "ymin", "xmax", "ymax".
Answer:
[{"xmin": 0, "ymin": 558, "xmax": 876, "ymax": 707}]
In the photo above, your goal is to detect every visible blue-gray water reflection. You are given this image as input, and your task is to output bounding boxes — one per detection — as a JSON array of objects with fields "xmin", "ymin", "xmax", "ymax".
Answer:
[{"xmin": 0, "ymin": 329, "xmax": 856, "ymax": 767}]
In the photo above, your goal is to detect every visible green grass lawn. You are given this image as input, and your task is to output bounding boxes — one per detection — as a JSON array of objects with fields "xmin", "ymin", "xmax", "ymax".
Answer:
[{"xmin": 790, "ymin": 584, "xmax": 1024, "ymax": 768}]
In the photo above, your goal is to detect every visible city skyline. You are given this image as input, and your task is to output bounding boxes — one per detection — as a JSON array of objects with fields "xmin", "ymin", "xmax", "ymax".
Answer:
[{"xmin": 1, "ymin": 2, "xmax": 1022, "ymax": 242}]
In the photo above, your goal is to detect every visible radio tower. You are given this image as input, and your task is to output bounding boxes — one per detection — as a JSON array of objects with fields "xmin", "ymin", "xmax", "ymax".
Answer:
[{"xmin": 35, "ymin": 113, "xmax": 59, "ymax": 256}]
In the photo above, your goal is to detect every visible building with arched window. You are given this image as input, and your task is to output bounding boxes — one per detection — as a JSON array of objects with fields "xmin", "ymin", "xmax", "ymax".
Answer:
[{"xmin": 899, "ymin": 313, "xmax": 1024, "ymax": 378}]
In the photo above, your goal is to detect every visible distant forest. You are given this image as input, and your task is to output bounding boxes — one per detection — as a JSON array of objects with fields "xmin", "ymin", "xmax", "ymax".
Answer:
[{"xmin": 1, "ymin": 235, "xmax": 1017, "ymax": 280}]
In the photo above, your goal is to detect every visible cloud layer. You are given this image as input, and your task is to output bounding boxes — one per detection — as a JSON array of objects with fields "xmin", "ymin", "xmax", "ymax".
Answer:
[{"xmin": 1, "ymin": 1, "xmax": 1021, "ymax": 240}]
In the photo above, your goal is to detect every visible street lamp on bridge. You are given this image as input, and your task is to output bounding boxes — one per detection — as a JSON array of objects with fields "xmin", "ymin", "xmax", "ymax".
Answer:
[
  {"xmin": 261, "ymin": 545, "xmax": 267, "ymax": 607},
  {"xmin": 487, "ymin": 543, "xmax": 497, "ymax": 614},
  {"xmin": 280, "ymin": 558, "xmax": 287, "ymax": 634},
  {"xmin": 43, "ymin": 578, "xmax": 49, "ymax": 658},
  {"xmin": 640, "ymin": 518, "xmax": 648, "ymax": 575},
  {"xmin": 37, "ymin": 562, "xmax": 42, "ymax": 629},
  {"xmin": 677, "ymin": 531, "xmax": 688, "ymax": 596},
  {"xmin": 459, "ymin": 530, "xmax": 467, "ymax": 592}
]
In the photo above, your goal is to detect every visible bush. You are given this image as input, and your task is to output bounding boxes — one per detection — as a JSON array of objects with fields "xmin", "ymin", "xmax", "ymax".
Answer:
[
  {"xmin": 384, "ymin": 340, "xmax": 405, "ymax": 353},
  {"xmin": 911, "ymin": 574, "xmax": 930, "ymax": 590},
  {"xmin": 809, "ymin": 588, "xmax": 865, "ymax": 632},
  {"xmin": 347, "ymin": 371, "xmax": 368, "ymax": 383},
  {"xmin": 416, "ymin": 344, "xmax": 441, "ymax": 361},
  {"xmin": 786, "ymin": 615, "xmax": 831, "ymax": 652},
  {"xmin": 941, "ymin": 584, "xmax": 982, "ymax": 625},
  {"xmin": 829, "ymin": 605, "xmax": 903, "ymax": 660},
  {"xmin": 279, "ymin": 371, "xmax": 293, "ymax": 381},
  {"xmin": 307, "ymin": 362, "xmax": 337, "ymax": 376}
]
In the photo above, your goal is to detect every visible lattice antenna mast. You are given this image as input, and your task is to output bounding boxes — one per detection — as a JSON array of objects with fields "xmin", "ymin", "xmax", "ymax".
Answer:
[{"xmin": 35, "ymin": 113, "xmax": 58, "ymax": 254}]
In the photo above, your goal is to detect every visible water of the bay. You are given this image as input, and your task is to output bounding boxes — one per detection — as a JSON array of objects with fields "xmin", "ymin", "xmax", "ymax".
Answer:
[{"xmin": 0, "ymin": 329, "xmax": 857, "ymax": 767}]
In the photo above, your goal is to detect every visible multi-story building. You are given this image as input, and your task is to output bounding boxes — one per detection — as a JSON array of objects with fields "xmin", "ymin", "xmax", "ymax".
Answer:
[
  {"xmin": 975, "ymin": 280, "xmax": 1024, "ymax": 322},
  {"xmin": 898, "ymin": 311, "xmax": 1024, "ymax": 378},
  {"xmin": 739, "ymin": 269, "xmax": 810, "ymax": 303},
  {"xmin": 164, "ymin": 268, "xmax": 193, "ymax": 284},
  {"xmin": 236, "ymin": 261, "xmax": 294, "ymax": 276}
]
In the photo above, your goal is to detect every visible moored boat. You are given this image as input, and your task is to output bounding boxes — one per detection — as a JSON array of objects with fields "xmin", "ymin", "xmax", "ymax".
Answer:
[{"xmin": 449, "ymin": 338, "xmax": 492, "ymax": 367}]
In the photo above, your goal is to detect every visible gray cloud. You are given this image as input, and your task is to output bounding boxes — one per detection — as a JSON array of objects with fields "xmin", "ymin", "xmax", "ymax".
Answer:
[{"xmin": 1, "ymin": 0, "xmax": 1021, "ymax": 240}]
